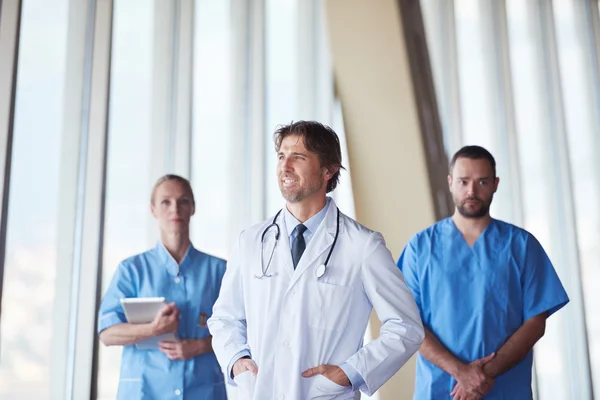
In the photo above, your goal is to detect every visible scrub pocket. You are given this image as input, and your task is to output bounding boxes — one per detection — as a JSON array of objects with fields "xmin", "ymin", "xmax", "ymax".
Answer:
[{"xmin": 233, "ymin": 370, "xmax": 256, "ymax": 400}]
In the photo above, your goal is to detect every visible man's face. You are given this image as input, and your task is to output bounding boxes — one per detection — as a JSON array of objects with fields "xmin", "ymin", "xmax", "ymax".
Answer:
[
  {"xmin": 151, "ymin": 180, "xmax": 195, "ymax": 234},
  {"xmin": 277, "ymin": 135, "xmax": 330, "ymax": 203},
  {"xmin": 448, "ymin": 157, "xmax": 499, "ymax": 219}
]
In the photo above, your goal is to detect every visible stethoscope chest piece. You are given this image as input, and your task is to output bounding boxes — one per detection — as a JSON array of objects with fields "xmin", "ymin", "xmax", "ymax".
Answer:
[{"xmin": 315, "ymin": 264, "xmax": 326, "ymax": 278}]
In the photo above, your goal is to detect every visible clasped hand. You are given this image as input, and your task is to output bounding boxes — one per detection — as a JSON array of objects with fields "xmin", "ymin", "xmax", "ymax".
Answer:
[
  {"xmin": 150, "ymin": 303, "xmax": 210, "ymax": 360},
  {"xmin": 451, "ymin": 353, "xmax": 495, "ymax": 400}
]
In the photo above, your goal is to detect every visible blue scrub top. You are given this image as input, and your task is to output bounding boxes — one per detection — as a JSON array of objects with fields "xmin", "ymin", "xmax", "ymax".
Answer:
[
  {"xmin": 98, "ymin": 242, "xmax": 227, "ymax": 400},
  {"xmin": 398, "ymin": 218, "xmax": 569, "ymax": 399}
]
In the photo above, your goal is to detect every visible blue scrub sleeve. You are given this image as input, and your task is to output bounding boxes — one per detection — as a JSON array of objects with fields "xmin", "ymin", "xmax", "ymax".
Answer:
[
  {"xmin": 397, "ymin": 238, "xmax": 422, "ymax": 315},
  {"xmin": 97, "ymin": 262, "xmax": 137, "ymax": 333},
  {"xmin": 522, "ymin": 235, "xmax": 569, "ymax": 321}
]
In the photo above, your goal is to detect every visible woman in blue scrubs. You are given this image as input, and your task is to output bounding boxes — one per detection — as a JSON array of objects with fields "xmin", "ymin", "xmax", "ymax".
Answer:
[{"xmin": 98, "ymin": 174, "xmax": 227, "ymax": 400}]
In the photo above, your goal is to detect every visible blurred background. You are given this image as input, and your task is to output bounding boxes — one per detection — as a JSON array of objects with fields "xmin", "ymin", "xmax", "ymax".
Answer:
[{"xmin": 0, "ymin": 0, "xmax": 598, "ymax": 399}]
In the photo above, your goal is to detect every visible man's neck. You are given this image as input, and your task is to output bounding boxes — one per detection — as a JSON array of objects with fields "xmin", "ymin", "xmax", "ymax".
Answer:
[
  {"xmin": 451, "ymin": 212, "xmax": 492, "ymax": 237},
  {"xmin": 160, "ymin": 232, "xmax": 191, "ymax": 264},
  {"xmin": 286, "ymin": 196, "xmax": 327, "ymax": 223}
]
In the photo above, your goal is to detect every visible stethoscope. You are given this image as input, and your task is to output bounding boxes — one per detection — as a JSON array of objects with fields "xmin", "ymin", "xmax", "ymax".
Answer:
[{"xmin": 254, "ymin": 206, "xmax": 341, "ymax": 279}]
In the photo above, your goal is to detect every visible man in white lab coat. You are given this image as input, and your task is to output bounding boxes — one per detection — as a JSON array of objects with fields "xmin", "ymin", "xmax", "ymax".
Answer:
[{"xmin": 208, "ymin": 121, "xmax": 424, "ymax": 399}]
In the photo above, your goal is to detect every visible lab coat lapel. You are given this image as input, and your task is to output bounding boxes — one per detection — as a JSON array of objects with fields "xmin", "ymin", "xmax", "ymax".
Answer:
[
  {"xmin": 287, "ymin": 200, "xmax": 338, "ymax": 288},
  {"xmin": 276, "ymin": 212, "xmax": 295, "ymax": 279}
]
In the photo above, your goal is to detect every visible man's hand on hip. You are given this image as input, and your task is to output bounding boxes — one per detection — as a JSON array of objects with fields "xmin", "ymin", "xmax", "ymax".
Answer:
[{"xmin": 302, "ymin": 364, "xmax": 351, "ymax": 387}]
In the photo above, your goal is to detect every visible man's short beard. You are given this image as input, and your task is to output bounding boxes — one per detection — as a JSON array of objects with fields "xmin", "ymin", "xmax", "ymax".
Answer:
[
  {"xmin": 280, "ymin": 181, "xmax": 323, "ymax": 203},
  {"xmin": 456, "ymin": 198, "xmax": 490, "ymax": 219},
  {"xmin": 457, "ymin": 204, "xmax": 488, "ymax": 218}
]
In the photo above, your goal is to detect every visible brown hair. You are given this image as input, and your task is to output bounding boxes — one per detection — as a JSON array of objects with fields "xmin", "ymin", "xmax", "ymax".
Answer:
[
  {"xmin": 449, "ymin": 145, "xmax": 497, "ymax": 177},
  {"xmin": 150, "ymin": 174, "xmax": 195, "ymax": 205},
  {"xmin": 273, "ymin": 121, "xmax": 345, "ymax": 193}
]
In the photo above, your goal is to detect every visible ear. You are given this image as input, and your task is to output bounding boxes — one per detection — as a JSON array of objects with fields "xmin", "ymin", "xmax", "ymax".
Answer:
[
  {"xmin": 191, "ymin": 203, "xmax": 196, "ymax": 217},
  {"xmin": 494, "ymin": 176, "xmax": 500, "ymax": 193},
  {"xmin": 150, "ymin": 203, "xmax": 158, "ymax": 219},
  {"xmin": 447, "ymin": 174, "xmax": 453, "ymax": 191},
  {"xmin": 323, "ymin": 166, "xmax": 339, "ymax": 181}
]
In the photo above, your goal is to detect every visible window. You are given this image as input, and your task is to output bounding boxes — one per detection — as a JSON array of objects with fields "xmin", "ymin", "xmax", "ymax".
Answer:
[
  {"xmin": 191, "ymin": 0, "xmax": 234, "ymax": 259},
  {"xmin": 96, "ymin": 1, "xmax": 154, "ymax": 398},
  {"xmin": 553, "ymin": 0, "xmax": 600, "ymax": 393},
  {"xmin": 0, "ymin": 0, "xmax": 68, "ymax": 398}
]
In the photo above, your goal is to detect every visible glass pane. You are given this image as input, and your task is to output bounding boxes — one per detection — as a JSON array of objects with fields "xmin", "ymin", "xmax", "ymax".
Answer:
[
  {"xmin": 265, "ymin": 0, "xmax": 299, "ymax": 214},
  {"xmin": 553, "ymin": 0, "xmax": 600, "ymax": 393},
  {"xmin": 506, "ymin": 0, "xmax": 570, "ymax": 398},
  {"xmin": 192, "ymin": 0, "xmax": 235, "ymax": 397},
  {"xmin": 329, "ymin": 100, "xmax": 355, "ymax": 218},
  {"xmin": 420, "ymin": 0, "xmax": 459, "ymax": 156},
  {"xmin": 454, "ymin": 0, "xmax": 495, "ymax": 150},
  {"xmin": 191, "ymin": 0, "xmax": 234, "ymax": 260},
  {"xmin": 96, "ymin": 1, "xmax": 154, "ymax": 398},
  {"xmin": 453, "ymin": 0, "xmax": 512, "ymax": 220},
  {"xmin": 0, "ymin": 0, "xmax": 68, "ymax": 398}
]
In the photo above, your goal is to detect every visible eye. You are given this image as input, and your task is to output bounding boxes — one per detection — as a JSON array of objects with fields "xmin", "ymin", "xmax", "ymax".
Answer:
[
  {"xmin": 479, "ymin": 180, "xmax": 487, "ymax": 185},
  {"xmin": 459, "ymin": 180, "xmax": 467, "ymax": 186},
  {"xmin": 161, "ymin": 199, "xmax": 170, "ymax": 205}
]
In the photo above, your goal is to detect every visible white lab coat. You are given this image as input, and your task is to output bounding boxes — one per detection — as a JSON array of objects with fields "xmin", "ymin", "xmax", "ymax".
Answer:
[{"xmin": 208, "ymin": 199, "xmax": 424, "ymax": 400}]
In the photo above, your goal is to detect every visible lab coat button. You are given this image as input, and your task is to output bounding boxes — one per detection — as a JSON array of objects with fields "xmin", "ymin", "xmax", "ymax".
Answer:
[
  {"xmin": 174, "ymin": 277, "xmax": 181, "ymax": 284},
  {"xmin": 282, "ymin": 341, "xmax": 289, "ymax": 347},
  {"xmin": 278, "ymin": 394, "xmax": 285, "ymax": 400},
  {"xmin": 174, "ymin": 389, "xmax": 181, "ymax": 395}
]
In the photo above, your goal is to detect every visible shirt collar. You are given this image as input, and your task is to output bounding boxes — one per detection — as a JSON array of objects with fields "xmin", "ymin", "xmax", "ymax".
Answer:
[
  {"xmin": 155, "ymin": 241, "xmax": 193, "ymax": 276},
  {"xmin": 284, "ymin": 196, "xmax": 331, "ymax": 238}
]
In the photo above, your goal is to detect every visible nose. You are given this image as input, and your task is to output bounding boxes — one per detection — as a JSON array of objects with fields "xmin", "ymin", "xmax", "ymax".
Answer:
[
  {"xmin": 466, "ymin": 181, "xmax": 477, "ymax": 197},
  {"xmin": 279, "ymin": 156, "xmax": 293, "ymax": 174}
]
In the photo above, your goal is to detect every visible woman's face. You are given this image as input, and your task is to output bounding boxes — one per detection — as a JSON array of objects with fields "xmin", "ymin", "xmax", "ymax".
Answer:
[{"xmin": 151, "ymin": 180, "xmax": 195, "ymax": 235}]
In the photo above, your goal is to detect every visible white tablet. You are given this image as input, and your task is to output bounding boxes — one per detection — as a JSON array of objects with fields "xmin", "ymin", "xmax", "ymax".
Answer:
[{"xmin": 120, "ymin": 297, "xmax": 177, "ymax": 350}]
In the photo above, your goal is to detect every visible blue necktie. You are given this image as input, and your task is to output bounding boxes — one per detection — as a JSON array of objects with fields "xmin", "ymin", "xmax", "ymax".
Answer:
[{"xmin": 291, "ymin": 224, "xmax": 308, "ymax": 269}]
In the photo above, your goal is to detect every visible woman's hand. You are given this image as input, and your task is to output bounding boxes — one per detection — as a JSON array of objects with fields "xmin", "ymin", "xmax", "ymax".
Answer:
[
  {"xmin": 151, "ymin": 302, "xmax": 179, "ymax": 336},
  {"xmin": 159, "ymin": 338, "xmax": 211, "ymax": 360}
]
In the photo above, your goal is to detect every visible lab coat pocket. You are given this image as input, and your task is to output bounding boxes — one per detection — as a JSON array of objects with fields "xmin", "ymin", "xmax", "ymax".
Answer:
[
  {"xmin": 313, "ymin": 374, "xmax": 353, "ymax": 398},
  {"xmin": 233, "ymin": 370, "xmax": 256, "ymax": 400},
  {"xmin": 309, "ymin": 281, "xmax": 352, "ymax": 331}
]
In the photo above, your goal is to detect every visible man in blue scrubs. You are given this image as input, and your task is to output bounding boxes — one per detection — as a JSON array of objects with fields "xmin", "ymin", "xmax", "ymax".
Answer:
[
  {"xmin": 398, "ymin": 146, "xmax": 569, "ymax": 399},
  {"xmin": 98, "ymin": 175, "xmax": 227, "ymax": 399}
]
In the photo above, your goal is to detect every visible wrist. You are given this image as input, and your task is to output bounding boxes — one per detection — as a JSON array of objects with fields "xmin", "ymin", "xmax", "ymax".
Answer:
[
  {"xmin": 143, "ymin": 322, "xmax": 158, "ymax": 338},
  {"xmin": 449, "ymin": 361, "xmax": 466, "ymax": 380},
  {"xmin": 147, "ymin": 322, "xmax": 172, "ymax": 337},
  {"xmin": 194, "ymin": 339, "xmax": 207, "ymax": 356},
  {"xmin": 482, "ymin": 360, "xmax": 496, "ymax": 378}
]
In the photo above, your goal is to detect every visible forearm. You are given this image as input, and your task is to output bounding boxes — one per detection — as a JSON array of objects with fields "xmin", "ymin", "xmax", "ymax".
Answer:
[
  {"xmin": 190, "ymin": 336, "xmax": 213, "ymax": 357},
  {"xmin": 483, "ymin": 313, "xmax": 546, "ymax": 378},
  {"xmin": 99, "ymin": 323, "xmax": 155, "ymax": 346},
  {"xmin": 420, "ymin": 328, "xmax": 464, "ymax": 377}
]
